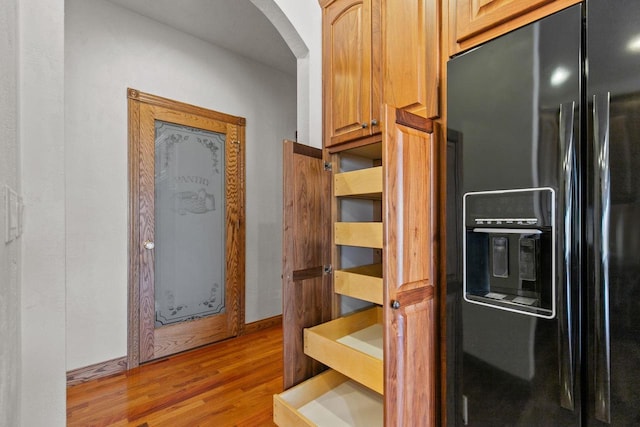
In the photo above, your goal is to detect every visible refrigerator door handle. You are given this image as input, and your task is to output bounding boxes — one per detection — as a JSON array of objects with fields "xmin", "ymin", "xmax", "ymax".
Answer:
[
  {"xmin": 558, "ymin": 102, "xmax": 576, "ymax": 411},
  {"xmin": 593, "ymin": 93, "xmax": 612, "ymax": 424}
]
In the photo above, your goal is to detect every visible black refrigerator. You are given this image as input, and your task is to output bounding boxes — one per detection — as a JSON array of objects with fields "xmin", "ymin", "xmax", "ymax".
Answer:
[{"xmin": 446, "ymin": 1, "xmax": 640, "ymax": 425}]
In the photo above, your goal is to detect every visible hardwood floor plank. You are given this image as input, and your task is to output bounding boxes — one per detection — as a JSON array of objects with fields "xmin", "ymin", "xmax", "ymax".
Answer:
[{"xmin": 67, "ymin": 325, "xmax": 283, "ymax": 426}]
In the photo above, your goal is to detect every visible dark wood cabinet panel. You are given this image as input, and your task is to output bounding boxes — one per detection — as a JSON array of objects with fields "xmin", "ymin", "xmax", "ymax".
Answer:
[{"xmin": 281, "ymin": 140, "xmax": 332, "ymax": 389}]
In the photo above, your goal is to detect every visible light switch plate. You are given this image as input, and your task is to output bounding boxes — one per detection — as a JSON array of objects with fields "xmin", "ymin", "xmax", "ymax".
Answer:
[{"xmin": 5, "ymin": 185, "xmax": 19, "ymax": 243}]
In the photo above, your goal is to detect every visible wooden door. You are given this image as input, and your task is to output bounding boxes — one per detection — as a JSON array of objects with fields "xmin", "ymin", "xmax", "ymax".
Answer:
[
  {"xmin": 382, "ymin": 105, "xmax": 438, "ymax": 425},
  {"xmin": 282, "ymin": 140, "xmax": 332, "ymax": 389},
  {"xmin": 322, "ymin": 0, "xmax": 381, "ymax": 147},
  {"xmin": 128, "ymin": 89, "xmax": 245, "ymax": 365},
  {"xmin": 383, "ymin": 0, "xmax": 440, "ymax": 119}
]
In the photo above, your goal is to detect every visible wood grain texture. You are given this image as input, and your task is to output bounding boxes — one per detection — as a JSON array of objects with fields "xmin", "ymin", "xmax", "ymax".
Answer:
[
  {"xmin": 138, "ymin": 103, "xmax": 157, "ymax": 364},
  {"xmin": 128, "ymin": 88, "xmax": 246, "ymax": 126},
  {"xmin": 274, "ymin": 369, "xmax": 383, "ymax": 426},
  {"xmin": 382, "ymin": 105, "xmax": 437, "ymax": 426},
  {"xmin": 128, "ymin": 97, "xmax": 142, "ymax": 369},
  {"xmin": 324, "ymin": 0, "xmax": 378, "ymax": 147},
  {"xmin": 304, "ymin": 307, "xmax": 383, "ymax": 394},
  {"xmin": 448, "ymin": 0, "xmax": 581, "ymax": 54},
  {"xmin": 383, "ymin": 0, "xmax": 440, "ymax": 119},
  {"xmin": 334, "ymin": 263, "xmax": 383, "ymax": 305},
  {"xmin": 456, "ymin": 0, "xmax": 553, "ymax": 42},
  {"xmin": 282, "ymin": 140, "xmax": 332, "ymax": 390},
  {"xmin": 243, "ymin": 315, "xmax": 282, "ymax": 336},
  {"xmin": 67, "ymin": 357, "xmax": 128, "ymax": 387},
  {"xmin": 128, "ymin": 89, "xmax": 246, "ymax": 366},
  {"xmin": 334, "ymin": 166, "xmax": 383, "ymax": 198},
  {"xmin": 68, "ymin": 325, "xmax": 282, "ymax": 427},
  {"xmin": 334, "ymin": 222, "xmax": 383, "ymax": 248}
]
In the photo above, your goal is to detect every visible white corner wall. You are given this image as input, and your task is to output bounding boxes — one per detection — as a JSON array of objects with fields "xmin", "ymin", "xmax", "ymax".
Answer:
[
  {"xmin": 272, "ymin": 0, "xmax": 323, "ymax": 149},
  {"xmin": 0, "ymin": 0, "xmax": 21, "ymax": 425},
  {"xmin": 19, "ymin": 0, "xmax": 67, "ymax": 425},
  {"xmin": 65, "ymin": 0, "xmax": 296, "ymax": 370}
]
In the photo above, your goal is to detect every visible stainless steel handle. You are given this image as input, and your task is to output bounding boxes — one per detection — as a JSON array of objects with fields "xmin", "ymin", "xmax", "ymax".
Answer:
[
  {"xmin": 593, "ymin": 93, "xmax": 612, "ymax": 423},
  {"xmin": 558, "ymin": 102, "xmax": 576, "ymax": 411}
]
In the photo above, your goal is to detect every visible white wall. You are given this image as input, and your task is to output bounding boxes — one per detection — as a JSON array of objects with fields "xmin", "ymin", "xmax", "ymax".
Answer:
[
  {"xmin": 271, "ymin": 0, "xmax": 323, "ymax": 149},
  {"xmin": 65, "ymin": 0, "xmax": 297, "ymax": 370},
  {"xmin": 4, "ymin": 0, "xmax": 319, "ymax": 423},
  {"xmin": 19, "ymin": 0, "xmax": 67, "ymax": 425},
  {"xmin": 0, "ymin": 0, "xmax": 21, "ymax": 425}
]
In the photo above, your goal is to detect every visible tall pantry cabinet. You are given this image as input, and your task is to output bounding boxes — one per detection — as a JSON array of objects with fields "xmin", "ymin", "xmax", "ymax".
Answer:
[{"xmin": 273, "ymin": 0, "xmax": 441, "ymax": 425}]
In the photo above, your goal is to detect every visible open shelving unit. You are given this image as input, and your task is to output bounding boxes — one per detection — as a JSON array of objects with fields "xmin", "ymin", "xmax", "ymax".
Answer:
[{"xmin": 274, "ymin": 143, "xmax": 385, "ymax": 426}]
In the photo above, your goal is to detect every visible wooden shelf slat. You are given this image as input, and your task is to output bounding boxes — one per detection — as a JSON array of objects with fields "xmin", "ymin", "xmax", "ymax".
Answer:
[
  {"xmin": 334, "ymin": 222, "xmax": 383, "ymax": 248},
  {"xmin": 334, "ymin": 166, "xmax": 383, "ymax": 199},
  {"xmin": 335, "ymin": 264, "xmax": 383, "ymax": 305}
]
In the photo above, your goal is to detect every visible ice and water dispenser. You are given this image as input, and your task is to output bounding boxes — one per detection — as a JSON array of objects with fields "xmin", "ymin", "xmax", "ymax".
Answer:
[{"xmin": 463, "ymin": 188, "xmax": 556, "ymax": 318}]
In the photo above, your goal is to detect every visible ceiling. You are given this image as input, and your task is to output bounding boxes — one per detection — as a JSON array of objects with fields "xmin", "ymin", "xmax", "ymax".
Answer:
[{"xmin": 106, "ymin": 0, "xmax": 297, "ymax": 76}]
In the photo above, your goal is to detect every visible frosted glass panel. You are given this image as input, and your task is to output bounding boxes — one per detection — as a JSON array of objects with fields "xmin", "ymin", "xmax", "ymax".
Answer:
[{"xmin": 154, "ymin": 120, "xmax": 226, "ymax": 326}]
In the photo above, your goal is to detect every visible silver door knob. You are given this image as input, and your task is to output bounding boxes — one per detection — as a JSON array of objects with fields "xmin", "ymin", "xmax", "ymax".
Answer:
[{"xmin": 143, "ymin": 240, "xmax": 155, "ymax": 250}]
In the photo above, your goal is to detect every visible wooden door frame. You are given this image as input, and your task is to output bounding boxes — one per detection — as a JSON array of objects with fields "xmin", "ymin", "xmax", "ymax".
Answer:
[{"xmin": 127, "ymin": 88, "xmax": 246, "ymax": 368}]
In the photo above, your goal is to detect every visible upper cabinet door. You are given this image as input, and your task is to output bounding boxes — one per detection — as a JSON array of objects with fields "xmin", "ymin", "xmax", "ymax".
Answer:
[
  {"xmin": 323, "ymin": 0, "xmax": 381, "ymax": 147},
  {"xmin": 455, "ymin": 0, "xmax": 553, "ymax": 42},
  {"xmin": 383, "ymin": 0, "xmax": 440, "ymax": 119},
  {"xmin": 450, "ymin": 0, "xmax": 581, "ymax": 54}
]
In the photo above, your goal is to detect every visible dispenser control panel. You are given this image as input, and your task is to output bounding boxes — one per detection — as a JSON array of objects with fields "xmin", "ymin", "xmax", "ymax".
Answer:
[{"xmin": 463, "ymin": 188, "xmax": 556, "ymax": 319}]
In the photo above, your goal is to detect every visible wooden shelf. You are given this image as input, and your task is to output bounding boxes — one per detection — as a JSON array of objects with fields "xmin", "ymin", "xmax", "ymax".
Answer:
[
  {"xmin": 304, "ymin": 307, "xmax": 383, "ymax": 394},
  {"xmin": 273, "ymin": 369, "xmax": 383, "ymax": 427},
  {"xmin": 334, "ymin": 222, "xmax": 383, "ymax": 248},
  {"xmin": 334, "ymin": 166, "xmax": 383, "ymax": 199},
  {"xmin": 334, "ymin": 264, "xmax": 383, "ymax": 305}
]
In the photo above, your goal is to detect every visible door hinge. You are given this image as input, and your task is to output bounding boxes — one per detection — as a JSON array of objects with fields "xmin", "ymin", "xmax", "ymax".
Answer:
[
  {"xmin": 324, "ymin": 162, "xmax": 332, "ymax": 171},
  {"xmin": 323, "ymin": 265, "xmax": 333, "ymax": 275}
]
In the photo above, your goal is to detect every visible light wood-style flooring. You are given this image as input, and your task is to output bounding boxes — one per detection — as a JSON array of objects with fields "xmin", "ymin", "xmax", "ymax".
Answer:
[{"xmin": 67, "ymin": 325, "xmax": 283, "ymax": 426}]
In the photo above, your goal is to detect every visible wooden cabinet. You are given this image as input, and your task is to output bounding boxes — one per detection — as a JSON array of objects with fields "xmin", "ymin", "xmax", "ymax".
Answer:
[
  {"xmin": 321, "ymin": 0, "xmax": 440, "ymax": 149},
  {"xmin": 449, "ymin": 0, "xmax": 581, "ymax": 54},
  {"xmin": 321, "ymin": 0, "xmax": 381, "ymax": 147},
  {"xmin": 382, "ymin": 0, "xmax": 440, "ymax": 120},
  {"xmin": 275, "ymin": 106, "xmax": 438, "ymax": 426}
]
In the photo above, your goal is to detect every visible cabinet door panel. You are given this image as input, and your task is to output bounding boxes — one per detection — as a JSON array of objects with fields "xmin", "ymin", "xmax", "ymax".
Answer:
[
  {"xmin": 383, "ymin": 0, "xmax": 440, "ymax": 119},
  {"xmin": 456, "ymin": 0, "xmax": 553, "ymax": 42},
  {"xmin": 282, "ymin": 140, "xmax": 332, "ymax": 389},
  {"xmin": 324, "ymin": 0, "xmax": 373, "ymax": 146},
  {"xmin": 382, "ymin": 105, "xmax": 437, "ymax": 425}
]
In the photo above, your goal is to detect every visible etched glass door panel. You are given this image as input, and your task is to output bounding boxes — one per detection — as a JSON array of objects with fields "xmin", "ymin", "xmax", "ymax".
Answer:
[{"xmin": 154, "ymin": 121, "xmax": 226, "ymax": 326}]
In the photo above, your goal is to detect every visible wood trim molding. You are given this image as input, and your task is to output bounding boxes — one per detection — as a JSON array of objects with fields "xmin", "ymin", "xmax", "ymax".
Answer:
[
  {"xmin": 128, "ymin": 95, "xmax": 141, "ymax": 369},
  {"xmin": 67, "ymin": 356, "xmax": 128, "ymax": 387},
  {"xmin": 127, "ymin": 88, "xmax": 246, "ymax": 126},
  {"xmin": 242, "ymin": 315, "xmax": 282, "ymax": 336},
  {"xmin": 292, "ymin": 140, "xmax": 323, "ymax": 159},
  {"xmin": 396, "ymin": 109, "xmax": 434, "ymax": 133}
]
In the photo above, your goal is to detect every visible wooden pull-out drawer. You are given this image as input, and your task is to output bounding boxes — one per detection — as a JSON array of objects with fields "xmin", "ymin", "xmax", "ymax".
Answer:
[
  {"xmin": 304, "ymin": 307, "xmax": 383, "ymax": 394},
  {"xmin": 334, "ymin": 264, "xmax": 383, "ymax": 305},
  {"xmin": 334, "ymin": 166, "xmax": 383, "ymax": 199},
  {"xmin": 334, "ymin": 222, "xmax": 383, "ymax": 248},
  {"xmin": 273, "ymin": 369, "xmax": 383, "ymax": 427}
]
